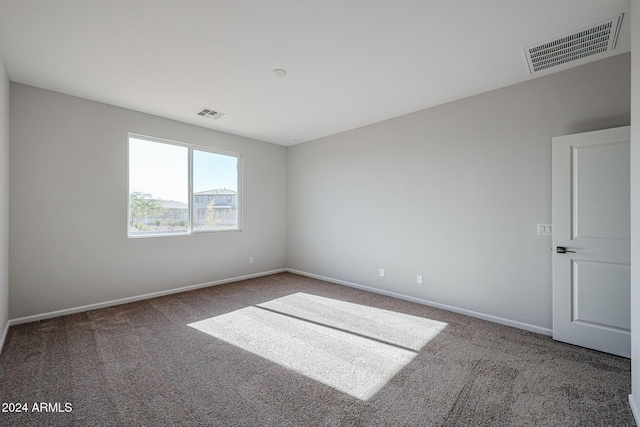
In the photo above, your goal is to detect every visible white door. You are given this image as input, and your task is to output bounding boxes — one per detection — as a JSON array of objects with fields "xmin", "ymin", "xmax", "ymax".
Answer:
[{"xmin": 552, "ymin": 126, "xmax": 630, "ymax": 358}]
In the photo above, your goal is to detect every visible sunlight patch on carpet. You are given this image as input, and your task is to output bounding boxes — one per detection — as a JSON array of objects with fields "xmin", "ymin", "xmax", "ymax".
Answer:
[{"xmin": 188, "ymin": 293, "xmax": 447, "ymax": 400}]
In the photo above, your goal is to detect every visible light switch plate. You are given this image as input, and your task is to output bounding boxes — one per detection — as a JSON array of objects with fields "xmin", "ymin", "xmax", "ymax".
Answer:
[{"xmin": 537, "ymin": 223, "xmax": 552, "ymax": 236}]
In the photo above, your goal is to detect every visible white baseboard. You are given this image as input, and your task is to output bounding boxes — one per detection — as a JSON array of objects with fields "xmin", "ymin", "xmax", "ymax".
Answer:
[
  {"xmin": 630, "ymin": 395, "xmax": 640, "ymax": 425},
  {"xmin": 286, "ymin": 268, "xmax": 553, "ymax": 337},
  {"xmin": 0, "ymin": 320, "xmax": 8, "ymax": 355},
  {"xmin": 4, "ymin": 267, "xmax": 552, "ymax": 347},
  {"xmin": 8, "ymin": 269, "xmax": 286, "ymax": 327}
]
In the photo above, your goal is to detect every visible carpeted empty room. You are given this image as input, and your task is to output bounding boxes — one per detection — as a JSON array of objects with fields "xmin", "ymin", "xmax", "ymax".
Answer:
[
  {"xmin": 0, "ymin": 273, "xmax": 633, "ymax": 426},
  {"xmin": 3, "ymin": 2, "xmax": 640, "ymax": 426}
]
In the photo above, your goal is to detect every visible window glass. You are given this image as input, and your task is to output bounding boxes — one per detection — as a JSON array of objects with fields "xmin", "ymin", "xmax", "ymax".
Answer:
[
  {"xmin": 128, "ymin": 137, "xmax": 188, "ymax": 236},
  {"xmin": 193, "ymin": 149, "xmax": 239, "ymax": 232},
  {"xmin": 128, "ymin": 135, "xmax": 240, "ymax": 237}
]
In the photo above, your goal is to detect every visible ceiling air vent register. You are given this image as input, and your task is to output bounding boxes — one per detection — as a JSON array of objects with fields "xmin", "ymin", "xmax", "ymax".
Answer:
[
  {"xmin": 524, "ymin": 14, "xmax": 623, "ymax": 74},
  {"xmin": 195, "ymin": 108, "xmax": 227, "ymax": 120}
]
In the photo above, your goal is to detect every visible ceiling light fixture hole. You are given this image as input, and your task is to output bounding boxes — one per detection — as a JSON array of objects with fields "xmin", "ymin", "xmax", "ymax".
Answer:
[{"xmin": 273, "ymin": 69, "xmax": 287, "ymax": 77}]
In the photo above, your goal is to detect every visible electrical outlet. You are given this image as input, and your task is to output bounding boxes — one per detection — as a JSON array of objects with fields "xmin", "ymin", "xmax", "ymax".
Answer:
[
  {"xmin": 249, "ymin": 256, "xmax": 254, "ymax": 264},
  {"xmin": 379, "ymin": 269, "xmax": 385, "ymax": 277},
  {"xmin": 417, "ymin": 275, "xmax": 423, "ymax": 284}
]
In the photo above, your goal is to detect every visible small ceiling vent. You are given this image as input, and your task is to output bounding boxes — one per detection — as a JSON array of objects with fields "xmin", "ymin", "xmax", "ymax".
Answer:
[
  {"xmin": 524, "ymin": 14, "xmax": 623, "ymax": 74},
  {"xmin": 196, "ymin": 108, "xmax": 227, "ymax": 120}
]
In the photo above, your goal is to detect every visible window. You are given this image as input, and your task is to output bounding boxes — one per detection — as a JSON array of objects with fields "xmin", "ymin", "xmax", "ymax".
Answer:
[{"xmin": 128, "ymin": 135, "xmax": 241, "ymax": 237}]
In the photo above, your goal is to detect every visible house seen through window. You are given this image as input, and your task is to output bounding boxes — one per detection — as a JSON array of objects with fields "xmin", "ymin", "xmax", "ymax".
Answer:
[{"xmin": 128, "ymin": 135, "xmax": 241, "ymax": 236}]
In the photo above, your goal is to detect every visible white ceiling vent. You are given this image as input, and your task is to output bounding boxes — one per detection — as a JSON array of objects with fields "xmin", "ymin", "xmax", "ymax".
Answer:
[
  {"xmin": 196, "ymin": 108, "xmax": 227, "ymax": 120},
  {"xmin": 524, "ymin": 14, "xmax": 623, "ymax": 74}
]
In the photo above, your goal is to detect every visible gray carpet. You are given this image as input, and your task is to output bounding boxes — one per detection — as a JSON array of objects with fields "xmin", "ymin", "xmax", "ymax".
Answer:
[{"xmin": 0, "ymin": 272, "xmax": 634, "ymax": 426}]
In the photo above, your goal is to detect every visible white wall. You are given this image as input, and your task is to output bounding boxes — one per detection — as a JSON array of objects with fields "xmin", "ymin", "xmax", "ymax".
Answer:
[
  {"xmin": 288, "ymin": 54, "xmax": 631, "ymax": 332},
  {"xmin": 9, "ymin": 84, "xmax": 287, "ymax": 319},
  {"xmin": 629, "ymin": 0, "xmax": 640, "ymax": 420},
  {"xmin": 0, "ymin": 51, "xmax": 9, "ymax": 346}
]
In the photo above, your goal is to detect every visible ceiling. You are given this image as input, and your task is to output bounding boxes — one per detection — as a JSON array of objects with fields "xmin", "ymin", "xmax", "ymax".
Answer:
[{"xmin": 0, "ymin": 1, "xmax": 631, "ymax": 146}]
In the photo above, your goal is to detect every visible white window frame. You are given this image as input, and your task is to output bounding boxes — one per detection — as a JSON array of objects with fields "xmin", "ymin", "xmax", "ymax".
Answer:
[{"xmin": 127, "ymin": 133, "xmax": 242, "ymax": 237}]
